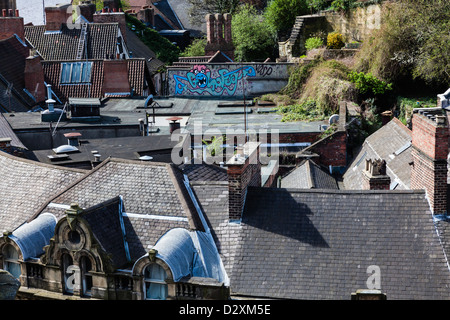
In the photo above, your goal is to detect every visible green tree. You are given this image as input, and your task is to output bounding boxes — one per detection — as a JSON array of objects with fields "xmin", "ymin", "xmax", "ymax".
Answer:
[
  {"xmin": 232, "ymin": 4, "xmax": 277, "ymax": 62},
  {"xmin": 264, "ymin": 0, "xmax": 309, "ymax": 38},
  {"xmin": 306, "ymin": 0, "xmax": 329, "ymax": 12},
  {"xmin": 180, "ymin": 38, "xmax": 207, "ymax": 57}
]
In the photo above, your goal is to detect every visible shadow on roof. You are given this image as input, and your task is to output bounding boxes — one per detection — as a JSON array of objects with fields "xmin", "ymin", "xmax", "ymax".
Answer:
[{"xmin": 243, "ymin": 187, "xmax": 329, "ymax": 248}]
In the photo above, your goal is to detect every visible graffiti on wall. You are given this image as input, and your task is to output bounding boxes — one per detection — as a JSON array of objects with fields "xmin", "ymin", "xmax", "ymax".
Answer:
[{"xmin": 173, "ymin": 65, "xmax": 256, "ymax": 96}]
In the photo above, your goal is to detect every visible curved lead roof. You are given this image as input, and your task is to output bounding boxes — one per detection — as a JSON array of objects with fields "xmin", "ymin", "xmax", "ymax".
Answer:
[{"xmin": 9, "ymin": 213, "xmax": 57, "ymax": 260}]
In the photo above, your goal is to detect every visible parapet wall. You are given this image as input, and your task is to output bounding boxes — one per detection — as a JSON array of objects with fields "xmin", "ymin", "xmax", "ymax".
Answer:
[{"xmin": 167, "ymin": 63, "xmax": 292, "ymax": 98}]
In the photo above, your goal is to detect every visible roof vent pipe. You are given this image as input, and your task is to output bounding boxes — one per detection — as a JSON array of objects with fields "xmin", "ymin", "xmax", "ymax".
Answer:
[{"xmin": 45, "ymin": 84, "xmax": 55, "ymax": 112}]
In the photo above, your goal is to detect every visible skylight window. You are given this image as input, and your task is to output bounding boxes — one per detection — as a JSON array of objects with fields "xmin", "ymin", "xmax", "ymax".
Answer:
[{"xmin": 60, "ymin": 62, "xmax": 93, "ymax": 84}]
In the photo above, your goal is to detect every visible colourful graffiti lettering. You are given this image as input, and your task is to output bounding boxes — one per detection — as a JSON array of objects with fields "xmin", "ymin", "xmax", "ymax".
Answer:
[{"xmin": 173, "ymin": 65, "xmax": 256, "ymax": 96}]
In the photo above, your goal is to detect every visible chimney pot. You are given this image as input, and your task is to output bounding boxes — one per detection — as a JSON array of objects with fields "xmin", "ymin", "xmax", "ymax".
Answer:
[{"xmin": 2, "ymin": 9, "xmax": 6, "ymax": 17}]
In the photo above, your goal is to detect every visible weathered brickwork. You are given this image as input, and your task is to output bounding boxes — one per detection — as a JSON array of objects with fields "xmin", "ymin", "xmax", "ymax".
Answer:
[
  {"xmin": 0, "ymin": 14, "xmax": 24, "ymax": 41},
  {"xmin": 411, "ymin": 112, "xmax": 448, "ymax": 214},
  {"xmin": 227, "ymin": 143, "xmax": 261, "ymax": 221}
]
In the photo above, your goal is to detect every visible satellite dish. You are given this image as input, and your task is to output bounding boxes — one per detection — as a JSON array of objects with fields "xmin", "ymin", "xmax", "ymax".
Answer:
[{"xmin": 329, "ymin": 114, "xmax": 340, "ymax": 125}]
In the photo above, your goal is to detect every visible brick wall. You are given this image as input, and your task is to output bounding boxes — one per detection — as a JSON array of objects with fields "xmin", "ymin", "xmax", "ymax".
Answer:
[
  {"xmin": 227, "ymin": 142, "xmax": 261, "ymax": 221},
  {"xmin": 362, "ymin": 172, "xmax": 391, "ymax": 190},
  {"xmin": 205, "ymin": 13, "xmax": 234, "ymax": 60},
  {"xmin": 299, "ymin": 130, "xmax": 347, "ymax": 168},
  {"xmin": 45, "ymin": 5, "xmax": 71, "ymax": 31},
  {"xmin": 411, "ymin": 147, "xmax": 447, "ymax": 214},
  {"xmin": 102, "ymin": 60, "xmax": 131, "ymax": 95},
  {"xmin": 411, "ymin": 112, "xmax": 449, "ymax": 214},
  {"xmin": 24, "ymin": 55, "xmax": 46, "ymax": 103},
  {"xmin": 0, "ymin": 15, "xmax": 24, "ymax": 41}
]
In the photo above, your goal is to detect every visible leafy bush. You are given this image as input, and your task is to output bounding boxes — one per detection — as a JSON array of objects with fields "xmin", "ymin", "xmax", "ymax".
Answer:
[
  {"xmin": 306, "ymin": 0, "xmax": 329, "ymax": 12},
  {"xmin": 327, "ymin": 32, "xmax": 345, "ymax": 49},
  {"xmin": 353, "ymin": 0, "xmax": 450, "ymax": 88},
  {"xmin": 233, "ymin": 4, "xmax": 277, "ymax": 62},
  {"xmin": 265, "ymin": 0, "xmax": 309, "ymax": 38},
  {"xmin": 180, "ymin": 38, "xmax": 207, "ymax": 57},
  {"xmin": 278, "ymin": 57, "xmax": 323, "ymax": 98},
  {"xmin": 276, "ymin": 99, "xmax": 326, "ymax": 122},
  {"xmin": 305, "ymin": 37, "xmax": 324, "ymax": 51},
  {"xmin": 347, "ymin": 71, "xmax": 393, "ymax": 95},
  {"xmin": 330, "ymin": 0, "xmax": 355, "ymax": 11}
]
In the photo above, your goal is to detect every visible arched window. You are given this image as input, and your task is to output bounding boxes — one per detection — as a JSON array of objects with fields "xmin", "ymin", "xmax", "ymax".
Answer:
[
  {"xmin": 144, "ymin": 264, "xmax": 168, "ymax": 300},
  {"xmin": 3, "ymin": 244, "xmax": 21, "ymax": 279},
  {"xmin": 62, "ymin": 253, "xmax": 75, "ymax": 294},
  {"xmin": 80, "ymin": 256, "xmax": 93, "ymax": 297}
]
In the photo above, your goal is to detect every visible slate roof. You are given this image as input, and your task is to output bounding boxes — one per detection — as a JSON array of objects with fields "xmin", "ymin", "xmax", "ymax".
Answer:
[
  {"xmin": 24, "ymin": 23, "xmax": 120, "ymax": 61},
  {"xmin": 125, "ymin": 28, "xmax": 166, "ymax": 74},
  {"xmin": 0, "ymin": 151, "xmax": 85, "ymax": 233},
  {"xmin": 224, "ymin": 187, "xmax": 450, "ymax": 300},
  {"xmin": 179, "ymin": 163, "xmax": 228, "ymax": 182},
  {"xmin": 0, "ymin": 113, "xmax": 27, "ymax": 149},
  {"xmin": 343, "ymin": 118, "xmax": 412, "ymax": 190},
  {"xmin": 281, "ymin": 159, "xmax": 338, "ymax": 189},
  {"xmin": 31, "ymin": 158, "xmax": 205, "ymax": 262},
  {"xmin": 81, "ymin": 197, "xmax": 129, "ymax": 268}
]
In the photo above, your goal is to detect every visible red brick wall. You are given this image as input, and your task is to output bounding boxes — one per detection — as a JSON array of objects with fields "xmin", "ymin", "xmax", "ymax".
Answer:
[
  {"xmin": 0, "ymin": 16, "xmax": 24, "ymax": 40},
  {"xmin": 411, "ymin": 113, "xmax": 449, "ymax": 214},
  {"xmin": 227, "ymin": 146, "xmax": 261, "ymax": 221},
  {"xmin": 102, "ymin": 60, "xmax": 131, "ymax": 95},
  {"xmin": 302, "ymin": 130, "xmax": 347, "ymax": 168},
  {"xmin": 412, "ymin": 113, "xmax": 448, "ymax": 160},
  {"xmin": 45, "ymin": 6, "xmax": 71, "ymax": 31},
  {"xmin": 411, "ymin": 148, "xmax": 448, "ymax": 214},
  {"xmin": 24, "ymin": 56, "xmax": 46, "ymax": 103}
]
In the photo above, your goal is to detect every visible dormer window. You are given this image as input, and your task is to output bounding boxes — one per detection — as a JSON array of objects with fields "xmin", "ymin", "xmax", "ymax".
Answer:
[
  {"xmin": 144, "ymin": 263, "xmax": 168, "ymax": 300},
  {"xmin": 60, "ymin": 62, "xmax": 93, "ymax": 84}
]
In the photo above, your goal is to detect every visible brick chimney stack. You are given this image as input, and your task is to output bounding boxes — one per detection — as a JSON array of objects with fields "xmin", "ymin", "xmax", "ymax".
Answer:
[
  {"xmin": 78, "ymin": 1, "xmax": 97, "ymax": 22},
  {"xmin": 45, "ymin": 4, "xmax": 72, "ymax": 32},
  {"xmin": 362, "ymin": 159, "xmax": 391, "ymax": 190},
  {"xmin": 0, "ymin": 9, "xmax": 24, "ymax": 41},
  {"xmin": 137, "ymin": 6, "xmax": 155, "ymax": 27},
  {"xmin": 205, "ymin": 13, "xmax": 234, "ymax": 60},
  {"xmin": 411, "ymin": 108, "xmax": 449, "ymax": 215},
  {"xmin": 227, "ymin": 142, "xmax": 261, "ymax": 222},
  {"xmin": 24, "ymin": 54, "xmax": 46, "ymax": 103}
]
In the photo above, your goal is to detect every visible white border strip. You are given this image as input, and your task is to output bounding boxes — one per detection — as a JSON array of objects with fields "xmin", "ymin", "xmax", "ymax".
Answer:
[{"xmin": 122, "ymin": 212, "xmax": 188, "ymax": 222}]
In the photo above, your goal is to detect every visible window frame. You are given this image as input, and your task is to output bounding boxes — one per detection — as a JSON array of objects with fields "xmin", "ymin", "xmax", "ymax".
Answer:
[
  {"xmin": 60, "ymin": 62, "xmax": 93, "ymax": 84},
  {"xmin": 143, "ymin": 263, "xmax": 168, "ymax": 300},
  {"xmin": 80, "ymin": 255, "xmax": 93, "ymax": 297}
]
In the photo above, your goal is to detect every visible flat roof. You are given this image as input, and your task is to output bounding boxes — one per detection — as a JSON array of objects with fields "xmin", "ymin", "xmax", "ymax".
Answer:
[{"xmin": 5, "ymin": 97, "xmax": 326, "ymax": 136}]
